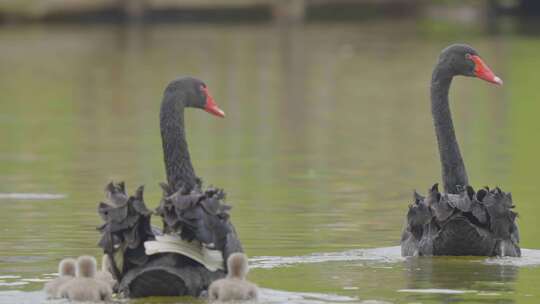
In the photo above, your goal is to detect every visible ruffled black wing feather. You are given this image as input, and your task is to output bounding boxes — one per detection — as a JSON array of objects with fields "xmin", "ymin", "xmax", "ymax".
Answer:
[
  {"xmin": 97, "ymin": 182, "xmax": 155, "ymax": 280},
  {"xmin": 401, "ymin": 183, "xmax": 520, "ymax": 257}
]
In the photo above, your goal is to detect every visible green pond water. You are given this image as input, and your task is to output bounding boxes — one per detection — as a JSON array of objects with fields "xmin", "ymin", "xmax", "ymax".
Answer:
[{"xmin": 0, "ymin": 17, "xmax": 539, "ymax": 304}]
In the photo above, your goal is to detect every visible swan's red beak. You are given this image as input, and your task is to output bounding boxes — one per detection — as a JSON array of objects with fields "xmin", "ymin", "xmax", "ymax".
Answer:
[
  {"xmin": 202, "ymin": 86, "xmax": 225, "ymax": 118},
  {"xmin": 470, "ymin": 55, "xmax": 503, "ymax": 86}
]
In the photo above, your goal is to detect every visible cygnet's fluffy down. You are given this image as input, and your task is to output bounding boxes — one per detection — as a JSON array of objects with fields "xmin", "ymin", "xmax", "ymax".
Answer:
[
  {"xmin": 44, "ymin": 258, "xmax": 76, "ymax": 298},
  {"xmin": 208, "ymin": 253, "xmax": 258, "ymax": 302},
  {"xmin": 58, "ymin": 255, "xmax": 112, "ymax": 302}
]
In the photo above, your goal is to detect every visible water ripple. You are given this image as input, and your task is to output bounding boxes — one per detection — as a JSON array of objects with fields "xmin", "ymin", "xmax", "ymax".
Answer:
[
  {"xmin": 484, "ymin": 248, "xmax": 540, "ymax": 267},
  {"xmin": 0, "ymin": 193, "xmax": 66, "ymax": 200},
  {"xmin": 251, "ymin": 246, "xmax": 540, "ymax": 269},
  {"xmin": 250, "ymin": 246, "xmax": 403, "ymax": 269},
  {"xmin": 398, "ymin": 288, "xmax": 476, "ymax": 294},
  {"xmin": 260, "ymin": 288, "xmax": 361, "ymax": 304}
]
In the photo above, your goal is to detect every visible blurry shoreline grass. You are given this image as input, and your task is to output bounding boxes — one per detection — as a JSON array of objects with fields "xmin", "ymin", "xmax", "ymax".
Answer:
[{"xmin": 0, "ymin": 0, "xmax": 424, "ymax": 24}]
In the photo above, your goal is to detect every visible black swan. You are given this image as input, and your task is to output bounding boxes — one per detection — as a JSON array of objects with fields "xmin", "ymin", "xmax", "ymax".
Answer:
[
  {"xmin": 208, "ymin": 253, "xmax": 258, "ymax": 302},
  {"xmin": 401, "ymin": 44, "xmax": 520, "ymax": 257},
  {"xmin": 97, "ymin": 77, "xmax": 243, "ymax": 297}
]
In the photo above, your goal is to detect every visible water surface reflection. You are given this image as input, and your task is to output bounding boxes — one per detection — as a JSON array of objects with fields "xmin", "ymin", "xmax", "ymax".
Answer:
[{"xmin": 1, "ymin": 17, "xmax": 540, "ymax": 304}]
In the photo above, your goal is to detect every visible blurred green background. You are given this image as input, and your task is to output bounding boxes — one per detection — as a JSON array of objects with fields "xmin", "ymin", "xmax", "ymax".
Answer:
[{"xmin": 0, "ymin": 1, "xmax": 539, "ymax": 303}]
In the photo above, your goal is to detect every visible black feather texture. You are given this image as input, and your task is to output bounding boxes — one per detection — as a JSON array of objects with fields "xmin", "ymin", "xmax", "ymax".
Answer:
[
  {"xmin": 97, "ymin": 182, "xmax": 155, "ymax": 281},
  {"xmin": 97, "ymin": 180, "xmax": 243, "ymax": 298},
  {"xmin": 401, "ymin": 184, "xmax": 520, "ymax": 257},
  {"xmin": 155, "ymin": 179, "xmax": 241, "ymax": 263},
  {"xmin": 96, "ymin": 78, "xmax": 244, "ymax": 297}
]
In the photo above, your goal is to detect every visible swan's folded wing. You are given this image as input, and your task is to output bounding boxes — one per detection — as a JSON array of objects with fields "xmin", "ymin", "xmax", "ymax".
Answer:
[
  {"xmin": 400, "ymin": 229, "xmax": 419, "ymax": 256},
  {"xmin": 431, "ymin": 194, "xmax": 454, "ymax": 222},
  {"xmin": 105, "ymin": 181, "xmax": 129, "ymax": 206},
  {"xmin": 401, "ymin": 191, "xmax": 434, "ymax": 257},
  {"xmin": 98, "ymin": 202, "xmax": 128, "ymax": 224},
  {"xmin": 406, "ymin": 202, "xmax": 432, "ymax": 228},
  {"xmin": 156, "ymin": 191, "xmax": 203, "ymax": 234},
  {"xmin": 483, "ymin": 190, "xmax": 515, "ymax": 239},
  {"xmin": 200, "ymin": 189, "xmax": 231, "ymax": 219},
  {"xmin": 510, "ymin": 221, "xmax": 520, "ymax": 244},
  {"xmin": 433, "ymin": 216, "xmax": 496, "ymax": 256},
  {"xmin": 126, "ymin": 242, "xmax": 150, "ymax": 266},
  {"xmin": 124, "ymin": 222, "xmax": 140, "ymax": 249},
  {"xmin": 132, "ymin": 186, "xmax": 152, "ymax": 216},
  {"xmin": 98, "ymin": 202, "xmax": 141, "ymax": 232},
  {"xmin": 449, "ymin": 186, "xmax": 474, "ymax": 213},
  {"xmin": 223, "ymin": 228, "xmax": 243, "ymax": 265},
  {"xmin": 97, "ymin": 182, "xmax": 155, "ymax": 276},
  {"xmin": 471, "ymin": 202, "xmax": 488, "ymax": 224}
]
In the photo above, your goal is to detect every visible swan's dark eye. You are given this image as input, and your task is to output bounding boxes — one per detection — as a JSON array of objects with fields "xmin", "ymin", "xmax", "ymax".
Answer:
[
  {"xmin": 465, "ymin": 53, "xmax": 475, "ymax": 66},
  {"xmin": 200, "ymin": 85, "xmax": 210, "ymax": 100},
  {"xmin": 463, "ymin": 53, "xmax": 476, "ymax": 74}
]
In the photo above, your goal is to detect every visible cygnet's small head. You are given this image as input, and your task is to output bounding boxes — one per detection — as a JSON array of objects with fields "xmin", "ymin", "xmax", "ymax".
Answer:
[
  {"xmin": 58, "ymin": 258, "xmax": 76, "ymax": 277},
  {"xmin": 76, "ymin": 255, "xmax": 97, "ymax": 278},
  {"xmin": 227, "ymin": 253, "xmax": 249, "ymax": 279}
]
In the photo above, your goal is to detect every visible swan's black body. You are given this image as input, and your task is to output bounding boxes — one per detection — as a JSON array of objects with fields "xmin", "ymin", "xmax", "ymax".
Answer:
[
  {"xmin": 401, "ymin": 45, "xmax": 520, "ymax": 257},
  {"xmin": 401, "ymin": 184, "xmax": 520, "ymax": 257},
  {"xmin": 97, "ymin": 77, "xmax": 242, "ymax": 297}
]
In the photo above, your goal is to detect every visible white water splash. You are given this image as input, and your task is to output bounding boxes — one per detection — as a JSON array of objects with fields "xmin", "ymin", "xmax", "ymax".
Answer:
[
  {"xmin": 0, "ymin": 289, "xmax": 379, "ymax": 304},
  {"xmin": 484, "ymin": 248, "xmax": 540, "ymax": 267},
  {"xmin": 0, "ymin": 193, "xmax": 66, "ymax": 200},
  {"xmin": 21, "ymin": 278, "xmax": 49, "ymax": 283},
  {"xmin": 0, "ymin": 290, "xmax": 67, "ymax": 304},
  {"xmin": 250, "ymin": 246, "xmax": 403, "ymax": 269},
  {"xmin": 260, "ymin": 288, "xmax": 360, "ymax": 304},
  {"xmin": 398, "ymin": 288, "xmax": 476, "ymax": 294},
  {"xmin": 251, "ymin": 246, "xmax": 540, "ymax": 270},
  {"xmin": 0, "ymin": 282, "xmax": 28, "ymax": 287}
]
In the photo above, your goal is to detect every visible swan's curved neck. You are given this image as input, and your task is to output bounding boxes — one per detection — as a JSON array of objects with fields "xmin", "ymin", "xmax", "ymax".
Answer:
[
  {"xmin": 431, "ymin": 66, "xmax": 469, "ymax": 194},
  {"xmin": 160, "ymin": 92, "xmax": 198, "ymax": 192}
]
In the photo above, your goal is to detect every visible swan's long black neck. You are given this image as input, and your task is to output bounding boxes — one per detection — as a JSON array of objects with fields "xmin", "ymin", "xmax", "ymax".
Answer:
[
  {"xmin": 160, "ymin": 92, "xmax": 198, "ymax": 192},
  {"xmin": 431, "ymin": 66, "xmax": 469, "ymax": 194}
]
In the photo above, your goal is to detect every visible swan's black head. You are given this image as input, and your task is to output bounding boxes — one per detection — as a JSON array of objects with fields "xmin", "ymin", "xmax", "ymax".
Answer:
[
  {"xmin": 165, "ymin": 76, "xmax": 225, "ymax": 117},
  {"xmin": 438, "ymin": 44, "xmax": 503, "ymax": 85}
]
